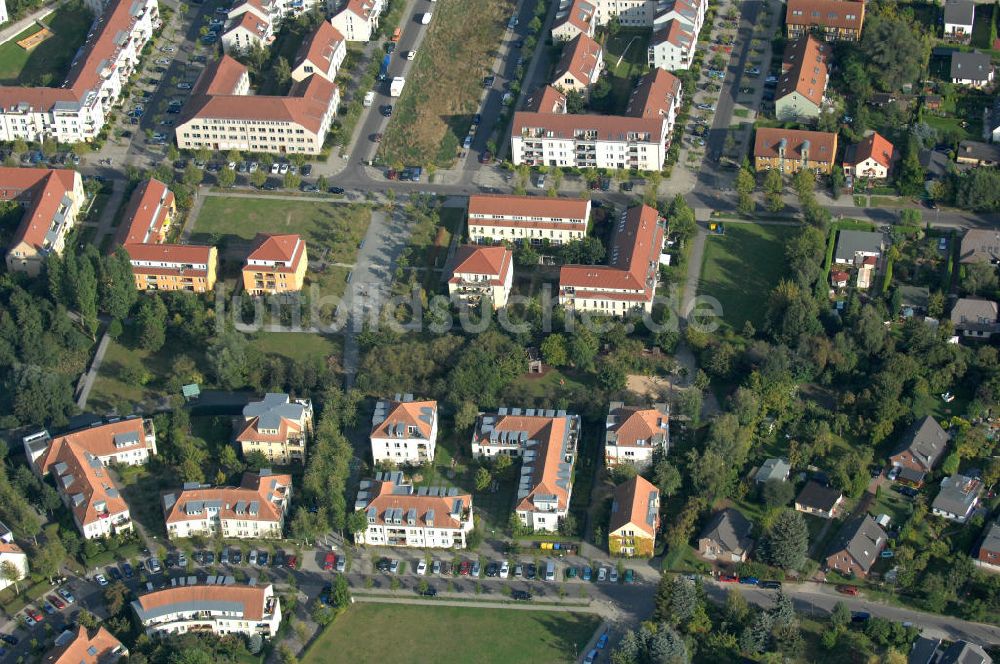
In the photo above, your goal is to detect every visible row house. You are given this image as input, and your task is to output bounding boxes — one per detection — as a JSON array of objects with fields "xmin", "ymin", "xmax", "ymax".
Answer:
[
  {"xmin": 176, "ymin": 31, "xmax": 340, "ymax": 156},
  {"xmin": 471, "ymin": 408, "xmax": 581, "ymax": 532},
  {"xmin": 162, "ymin": 470, "xmax": 292, "ymax": 540},
  {"xmin": 559, "ymin": 204, "xmax": 666, "ymax": 316},
  {"xmin": 785, "ymin": 0, "xmax": 864, "ymax": 41},
  {"xmin": 2, "ymin": 167, "xmax": 85, "ymax": 276},
  {"xmin": 0, "ymin": 0, "xmax": 158, "ymax": 143},
  {"xmin": 42, "ymin": 626, "xmax": 128, "ymax": 664},
  {"xmin": 118, "ymin": 179, "xmax": 218, "ymax": 292},
  {"xmin": 329, "ymin": 0, "xmax": 383, "ymax": 42},
  {"xmin": 551, "ymin": 0, "xmax": 596, "ymax": 41},
  {"xmin": 446, "ymin": 245, "xmax": 514, "ymax": 310},
  {"xmin": 241, "ymin": 233, "xmax": 308, "ymax": 295},
  {"xmin": 511, "ymin": 112, "xmax": 667, "ymax": 170},
  {"xmin": 467, "ymin": 194, "xmax": 591, "ymax": 246},
  {"xmin": 775, "ymin": 35, "xmax": 830, "ymax": 121},
  {"xmin": 235, "ymin": 393, "xmax": 313, "ymax": 464},
  {"xmin": 842, "ymin": 131, "xmax": 895, "ymax": 180},
  {"xmin": 753, "ymin": 127, "xmax": 838, "ymax": 175},
  {"xmin": 132, "ymin": 584, "xmax": 281, "ymax": 638},
  {"xmin": 353, "ymin": 471, "xmax": 474, "ymax": 548},
  {"xmin": 608, "ymin": 475, "xmax": 659, "ymax": 557},
  {"xmin": 604, "ymin": 401, "xmax": 669, "ymax": 469},
  {"xmin": 369, "ymin": 395, "xmax": 438, "ymax": 464},
  {"xmin": 551, "ymin": 33, "xmax": 604, "ymax": 97}
]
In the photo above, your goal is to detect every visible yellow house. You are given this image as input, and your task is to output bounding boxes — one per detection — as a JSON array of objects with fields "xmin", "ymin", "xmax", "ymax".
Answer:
[
  {"xmin": 242, "ymin": 234, "xmax": 308, "ymax": 295},
  {"xmin": 608, "ymin": 475, "xmax": 659, "ymax": 558},
  {"xmin": 127, "ymin": 244, "xmax": 218, "ymax": 292},
  {"xmin": 2, "ymin": 167, "xmax": 85, "ymax": 277}
]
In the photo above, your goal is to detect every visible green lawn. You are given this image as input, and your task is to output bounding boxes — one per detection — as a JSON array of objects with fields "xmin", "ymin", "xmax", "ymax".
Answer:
[
  {"xmin": 303, "ymin": 604, "xmax": 601, "ymax": 664},
  {"xmin": 924, "ymin": 113, "xmax": 982, "ymax": 143},
  {"xmin": 603, "ymin": 28, "xmax": 651, "ymax": 80},
  {"xmin": 190, "ymin": 197, "xmax": 371, "ymax": 265},
  {"xmin": 89, "ymin": 337, "xmax": 194, "ymax": 413},
  {"xmin": 0, "ymin": 2, "xmax": 94, "ymax": 85},
  {"xmin": 698, "ymin": 223, "xmax": 797, "ymax": 329},
  {"xmin": 247, "ymin": 331, "xmax": 341, "ymax": 364}
]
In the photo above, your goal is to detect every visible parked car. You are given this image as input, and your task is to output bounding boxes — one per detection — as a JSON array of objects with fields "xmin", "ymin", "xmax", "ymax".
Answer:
[
  {"xmin": 328, "ymin": 186, "xmax": 345, "ymax": 194},
  {"xmin": 511, "ymin": 590, "xmax": 532, "ymax": 601},
  {"xmin": 286, "ymin": 555, "xmax": 298, "ymax": 569},
  {"xmin": 417, "ymin": 560, "xmax": 427, "ymax": 575},
  {"xmin": 486, "ymin": 562, "xmax": 499, "ymax": 577},
  {"xmin": 323, "ymin": 552, "xmax": 336, "ymax": 571},
  {"xmin": 432, "ymin": 560, "xmax": 441, "ymax": 575},
  {"xmin": 739, "ymin": 576, "xmax": 759, "ymax": 585},
  {"xmin": 471, "ymin": 561, "xmax": 481, "ymax": 577},
  {"xmin": 42, "ymin": 601, "xmax": 56, "ymax": 615},
  {"xmin": 584, "ymin": 649, "xmax": 598, "ymax": 664},
  {"xmin": 257, "ymin": 551, "xmax": 268, "ymax": 567},
  {"xmin": 121, "ymin": 563, "xmax": 134, "ymax": 578},
  {"xmin": 597, "ymin": 633, "xmax": 609, "ymax": 649},
  {"xmin": 499, "ymin": 561, "xmax": 510, "ymax": 579},
  {"xmin": 49, "ymin": 595, "xmax": 66, "ymax": 609},
  {"xmin": 336, "ymin": 556, "xmax": 346, "ymax": 573},
  {"xmin": 524, "ymin": 563, "xmax": 535, "ymax": 580},
  {"xmin": 760, "ymin": 581, "xmax": 782, "ymax": 589},
  {"xmin": 220, "ymin": 549, "xmax": 230, "ymax": 565},
  {"xmin": 0, "ymin": 634, "xmax": 18, "ymax": 645},
  {"xmin": 597, "ymin": 567, "xmax": 608, "ymax": 582},
  {"xmin": 420, "ymin": 587, "xmax": 438, "ymax": 597},
  {"xmin": 836, "ymin": 585, "xmax": 860, "ymax": 596},
  {"xmin": 893, "ymin": 485, "xmax": 919, "ymax": 498},
  {"xmin": 718, "ymin": 574, "xmax": 738, "ymax": 583},
  {"xmin": 148, "ymin": 558, "xmax": 162, "ymax": 574},
  {"xmin": 583, "ymin": 566, "xmax": 592, "ymax": 581},
  {"xmin": 94, "ymin": 574, "xmax": 108, "ymax": 586},
  {"xmin": 623, "ymin": 569, "xmax": 634, "ymax": 584},
  {"xmin": 609, "ymin": 568, "xmax": 619, "ymax": 583},
  {"xmin": 108, "ymin": 567, "xmax": 122, "ymax": 582},
  {"xmin": 249, "ymin": 550, "xmax": 258, "ymax": 566},
  {"xmin": 389, "ymin": 559, "xmax": 399, "ymax": 574},
  {"xmin": 459, "ymin": 560, "xmax": 471, "ymax": 576},
  {"xmin": 851, "ymin": 611, "xmax": 871, "ymax": 623}
]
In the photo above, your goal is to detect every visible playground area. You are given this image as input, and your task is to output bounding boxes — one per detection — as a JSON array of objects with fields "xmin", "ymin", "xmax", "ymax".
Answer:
[{"xmin": 16, "ymin": 26, "xmax": 53, "ymax": 50}]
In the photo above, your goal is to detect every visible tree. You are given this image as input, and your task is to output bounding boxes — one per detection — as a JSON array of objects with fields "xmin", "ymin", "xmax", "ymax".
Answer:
[
  {"xmin": 652, "ymin": 458, "xmax": 682, "ymax": 498},
  {"xmin": 182, "ymin": 163, "xmax": 204, "ymax": 187},
  {"xmin": 0, "ymin": 560, "xmax": 22, "ymax": 594},
  {"xmin": 215, "ymin": 166, "xmax": 235, "ymax": 188},
  {"xmin": 761, "ymin": 478, "xmax": 795, "ymax": 508},
  {"xmin": 669, "ymin": 194, "xmax": 697, "ymax": 242},
  {"xmin": 860, "ymin": 13, "xmax": 929, "ymax": 92},
  {"xmin": 540, "ymin": 334, "xmax": 568, "ymax": 366},
  {"xmin": 75, "ymin": 257, "xmax": 99, "ymax": 337},
  {"xmin": 475, "ymin": 466, "xmax": 492, "ymax": 492},
  {"xmin": 655, "ymin": 576, "xmax": 700, "ymax": 626},
  {"xmin": 219, "ymin": 445, "xmax": 243, "ymax": 475},
  {"xmin": 135, "ymin": 295, "xmax": 168, "ymax": 352},
  {"xmin": 32, "ymin": 537, "xmax": 67, "ymax": 582},
  {"xmin": 275, "ymin": 57, "xmax": 291, "ymax": 86},
  {"xmin": 249, "ymin": 168, "xmax": 266, "ymax": 188},
  {"xmin": 99, "ymin": 249, "xmax": 137, "ymax": 320},
  {"xmin": 454, "ymin": 401, "xmax": 479, "ymax": 432},
  {"xmin": 830, "ymin": 601, "xmax": 851, "ymax": 630},
  {"xmin": 764, "ymin": 169, "xmax": 784, "ymax": 213},
  {"xmin": 963, "ymin": 262, "xmax": 998, "ymax": 296},
  {"xmin": 736, "ymin": 167, "xmax": 756, "ymax": 214},
  {"xmin": 941, "ymin": 450, "xmax": 960, "ymax": 475},
  {"xmin": 209, "ymin": 325, "xmax": 252, "ymax": 389},
  {"xmin": 565, "ymin": 89, "xmax": 586, "ymax": 114},
  {"xmin": 763, "ymin": 509, "xmax": 809, "ymax": 570},
  {"xmin": 283, "ymin": 172, "xmax": 301, "ymax": 190},
  {"xmin": 830, "ymin": 167, "xmax": 845, "ymax": 199},
  {"xmin": 347, "ymin": 509, "xmax": 368, "ymax": 538}
]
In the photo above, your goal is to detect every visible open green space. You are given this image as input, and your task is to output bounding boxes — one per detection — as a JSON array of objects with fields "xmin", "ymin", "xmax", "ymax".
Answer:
[
  {"xmin": 593, "ymin": 28, "xmax": 650, "ymax": 115},
  {"xmin": 924, "ymin": 109, "xmax": 983, "ymax": 144},
  {"xmin": 190, "ymin": 197, "xmax": 371, "ymax": 265},
  {"xmin": 246, "ymin": 331, "xmax": 341, "ymax": 364},
  {"xmin": 88, "ymin": 337, "xmax": 193, "ymax": 413},
  {"xmin": 302, "ymin": 603, "xmax": 600, "ymax": 664},
  {"xmin": 379, "ymin": 0, "xmax": 516, "ymax": 167},
  {"xmin": 0, "ymin": 2, "xmax": 94, "ymax": 85},
  {"xmin": 698, "ymin": 223, "xmax": 797, "ymax": 329}
]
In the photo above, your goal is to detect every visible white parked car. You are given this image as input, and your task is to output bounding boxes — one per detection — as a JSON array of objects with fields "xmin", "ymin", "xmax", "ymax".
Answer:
[
  {"xmin": 416, "ymin": 560, "xmax": 427, "ymax": 575},
  {"xmin": 405, "ymin": 50, "xmax": 416, "ymax": 60},
  {"xmin": 499, "ymin": 561, "xmax": 509, "ymax": 579},
  {"xmin": 279, "ymin": 162, "xmax": 289, "ymax": 174},
  {"xmin": 270, "ymin": 162, "xmax": 280, "ymax": 174},
  {"xmin": 94, "ymin": 574, "xmax": 108, "ymax": 586}
]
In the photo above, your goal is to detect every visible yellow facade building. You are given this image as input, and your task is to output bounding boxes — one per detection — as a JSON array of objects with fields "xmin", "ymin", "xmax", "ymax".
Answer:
[{"xmin": 242, "ymin": 234, "xmax": 308, "ymax": 295}]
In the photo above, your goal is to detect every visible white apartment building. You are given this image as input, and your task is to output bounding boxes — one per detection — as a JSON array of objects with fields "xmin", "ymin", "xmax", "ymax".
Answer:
[
  {"xmin": 2, "ymin": 167, "xmax": 86, "ymax": 277},
  {"xmin": 446, "ymin": 244, "xmax": 514, "ymax": 309},
  {"xmin": 0, "ymin": 543, "xmax": 27, "ymax": 592},
  {"xmin": 353, "ymin": 472, "xmax": 474, "ymax": 548},
  {"xmin": 648, "ymin": 19, "xmax": 696, "ymax": 70},
  {"xmin": 604, "ymin": 402, "xmax": 669, "ymax": 469},
  {"xmin": 471, "ymin": 408, "xmax": 581, "ymax": 532},
  {"xmin": 291, "ymin": 21, "xmax": 346, "ymax": 82},
  {"xmin": 132, "ymin": 584, "xmax": 281, "ymax": 638},
  {"xmin": 24, "ymin": 418, "xmax": 158, "ymax": 474},
  {"xmin": 329, "ymin": 0, "xmax": 383, "ymax": 42},
  {"xmin": 559, "ymin": 204, "xmax": 667, "ymax": 316},
  {"xmin": 369, "ymin": 395, "xmax": 438, "ymax": 464},
  {"xmin": 0, "ymin": 0, "xmax": 158, "ymax": 143},
  {"xmin": 0, "ymin": 0, "xmax": 8, "ymax": 24},
  {"xmin": 511, "ymin": 111, "xmax": 667, "ymax": 170},
  {"xmin": 625, "ymin": 68, "xmax": 682, "ymax": 146},
  {"xmin": 222, "ymin": 11, "xmax": 274, "ymax": 54},
  {"xmin": 176, "ymin": 46, "xmax": 339, "ymax": 155},
  {"xmin": 467, "ymin": 194, "xmax": 590, "ymax": 246},
  {"xmin": 162, "ymin": 470, "xmax": 291, "ymax": 540}
]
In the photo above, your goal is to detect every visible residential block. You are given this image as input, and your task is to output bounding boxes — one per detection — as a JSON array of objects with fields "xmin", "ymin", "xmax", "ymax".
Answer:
[
  {"xmin": 604, "ymin": 401, "xmax": 669, "ymax": 469},
  {"xmin": 162, "ymin": 470, "xmax": 291, "ymax": 539},
  {"xmin": 132, "ymin": 583, "xmax": 281, "ymax": 638},
  {"xmin": 235, "ymin": 393, "xmax": 313, "ymax": 464},
  {"xmin": 329, "ymin": 0, "xmax": 383, "ymax": 42},
  {"xmin": 42, "ymin": 626, "xmax": 127, "ymax": 664},
  {"xmin": 753, "ymin": 127, "xmax": 839, "ymax": 174},
  {"xmin": 369, "ymin": 395, "xmax": 438, "ymax": 464},
  {"xmin": 466, "ymin": 194, "xmax": 591, "ymax": 246},
  {"xmin": 608, "ymin": 475, "xmax": 659, "ymax": 557},
  {"xmin": 446, "ymin": 244, "xmax": 514, "ymax": 309},
  {"xmin": 2, "ymin": 167, "xmax": 85, "ymax": 276},
  {"xmin": 784, "ymin": 0, "xmax": 864, "ymax": 41},
  {"xmin": 241, "ymin": 234, "xmax": 308, "ymax": 295}
]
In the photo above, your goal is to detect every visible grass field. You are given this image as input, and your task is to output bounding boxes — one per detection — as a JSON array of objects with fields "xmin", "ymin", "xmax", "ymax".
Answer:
[
  {"xmin": 0, "ymin": 3, "xmax": 93, "ymax": 85},
  {"xmin": 699, "ymin": 223, "xmax": 796, "ymax": 329},
  {"xmin": 191, "ymin": 197, "xmax": 371, "ymax": 265},
  {"xmin": 303, "ymin": 604, "xmax": 600, "ymax": 664},
  {"xmin": 379, "ymin": 0, "xmax": 515, "ymax": 167},
  {"xmin": 247, "ymin": 331, "xmax": 341, "ymax": 364},
  {"xmin": 596, "ymin": 28, "xmax": 650, "ymax": 114},
  {"xmin": 88, "ymin": 337, "xmax": 193, "ymax": 412}
]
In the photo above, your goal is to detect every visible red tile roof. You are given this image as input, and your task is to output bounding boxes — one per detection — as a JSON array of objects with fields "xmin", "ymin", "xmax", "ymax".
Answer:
[
  {"xmin": 370, "ymin": 399, "xmax": 437, "ymax": 440},
  {"xmin": 192, "ymin": 55, "xmax": 248, "ymax": 96},
  {"xmin": 49, "ymin": 440, "xmax": 130, "ymax": 528},
  {"xmin": 552, "ymin": 33, "xmax": 602, "ymax": 87},
  {"xmin": 36, "ymin": 420, "xmax": 152, "ymax": 475},
  {"xmin": 226, "ymin": 11, "xmax": 270, "ymax": 39},
  {"xmin": 468, "ymin": 194, "xmax": 590, "ymax": 223},
  {"xmin": 651, "ymin": 18, "xmax": 695, "ymax": 50},
  {"xmin": 447, "ymin": 245, "xmax": 512, "ymax": 285},
  {"xmin": 242, "ymin": 233, "xmax": 306, "ymax": 274},
  {"xmin": 513, "ymin": 111, "xmax": 664, "ymax": 143},
  {"xmin": 0, "ymin": 542, "xmax": 24, "ymax": 556},
  {"xmin": 776, "ymin": 35, "xmax": 829, "ymax": 108},
  {"xmin": 843, "ymin": 131, "xmax": 895, "ymax": 169},
  {"xmin": 524, "ymin": 85, "xmax": 567, "ymax": 113},
  {"xmin": 344, "ymin": 0, "xmax": 381, "ymax": 20},
  {"xmin": 754, "ymin": 127, "xmax": 838, "ymax": 161},
  {"xmin": 361, "ymin": 479, "xmax": 471, "ymax": 530},
  {"xmin": 607, "ymin": 405, "xmax": 668, "ymax": 448},
  {"xmin": 295, "ymin": 20, "xmax": 344, "ymax": 71},
  {"xmin": 125, "ymin": 243, "xmax": 214, "ymax": 266},
  {"xmin": 135, "ymin": 584, "xmax": 271, "ymax": 621},
  {"xmin": 626, "ymin": 69, "xmax": 682, "ymax": 119},
  {"xmin": 555, "ymin": 0, "xmax": 596, "ymax": 35},
  {"xmin": 609, "ymin": 475, "xmax": 659, "ymax": 537},
  {"xmin": 117, "ymin": 178, "xmax": 173, "ymax": 246},
  {"xmin": 43, "ymin": 626, "xmax": 125, "ymax": 664},
  {"xmin": 163, "ymin": 471, "xmax": 291, "ymax": 526},
  {"xmin": 786, "ymin": 0, "xmax": 865, "ymax": 31},
  {"xmin": 560, "ymin": 204, "xmax": 664, "ymax": 295},
  {"xmin": 0, "ymin": 167, "xmax": 79, "ymax": 254}
]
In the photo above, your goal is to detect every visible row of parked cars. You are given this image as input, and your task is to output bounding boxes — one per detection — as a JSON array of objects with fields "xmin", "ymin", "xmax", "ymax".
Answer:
[
  {"xmin": 20, "ymin": 586, "xmax": 75, "ymax": 628},
  {"xmin": 382, "ymin": 557, "xmax": 639, "ymax": 584}
]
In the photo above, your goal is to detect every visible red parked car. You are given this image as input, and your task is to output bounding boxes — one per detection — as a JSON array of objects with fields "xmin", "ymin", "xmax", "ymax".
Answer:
[
  {"xmin": 719, "ymin": 574, "xmax": 739, "ymax": 583},
  {"xmin": 836, "ymin": 585, "xmax": 860, "ymax": 596},
  {"xmin": 286, "ymin": 555, "xmax": 298, "ymax": 569},
  {"xmin": 322, "ymin": 552, "xmax": 335, "ymax": 571},
  {"xmin": 459, "ymin": 560, "xmax": 472, "ymax": 576},
  {"xmin": 27, "ymin": 608, "xmax": 43, "ymax": 622},
  {"xmin": 47, "ymin": 595, "xmax": 65, "ymax": 610}
]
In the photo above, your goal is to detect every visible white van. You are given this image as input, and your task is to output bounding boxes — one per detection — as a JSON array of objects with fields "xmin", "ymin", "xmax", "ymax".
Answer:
[
  {"xmin": 545, "ymin": 561, "xmax": 555, "ymax": 581},
  {"xmin": 363, "ymin": 91, "xmax": 375, "ymax": 106},
  {"xmin": 420, "ymin": 12, "xmax": 432, "ymax": 24}
]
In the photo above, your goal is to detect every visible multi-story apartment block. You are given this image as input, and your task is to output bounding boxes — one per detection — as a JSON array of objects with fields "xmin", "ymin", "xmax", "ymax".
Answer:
[
  {"xmin": 370, "ymin": 395, "xmax": 438, "ymax": 464},
  {"xmin": 162, "ymin": 470, "xmax": 291, "ymax": 539},
  {"xmin": 2, "ymin": 167, "xmax": 85, "ymax": 276},
  {"xmin": 24, "ymin": 418, "xmax": 158, "ymax": 473},
  {"xmin": 176, "ymin": 37, "xmax": 339, "ymax": 155},
  {"xmin": 551, "ymin": 33, "xmax": 603, "ymax": 96},
  {"xmin": 785, "ymin": 0, "xmax": 864, "ymax": 41},
  {"xmin": 551, "ymin": 0, "xmax": 596, "ymax": 41},
  {"xmin": 648, "ymin": 18, "xmax": 696, "ymax": 71},
  {"xmin": 118, "ymin": 178, "xmax": 217, "ymax": 292},
  {"xmin": 775, "ymin": 35, "xmax": 830, "ymax": 121},
  {"xmin": 753, "ymin": 127, "xmax": 839, "ymax": 175},
  {"xmin": 241, "ymin": 233, "xmax": 308, "ymax": 295},
  {"xmin": 353, "ymin": 471, "xmax": 474, "ymax": 548},
  {"xmin": 236, "ymin": 393, "xmax": 313, "ymax": 464},
  {"xmin": 291, "ymin": 21, "xmax": 346, "ymax": 82},
  {"xmin": 625, "ymin": 69, "xmax": 682, "ymax": 147},
  {"xmin": 511, "ymin": 112, "xmax": 667, "ymax": 170},
  {"xmin": 604, "ymin": 401, "xmax": 669, "ymax": 469},
  {"xmin": 329, "ymin": 0, "xmax": 383, "ymax": 42},
  {"xmin": 0, "ymin": 0, "xmax": 158, "ymax": 143},
  {"xmin": 467, "ymin": 194, "xmax": 591, "ymax": 246},
  {"xmin": 132, "ymin": 583, "xmax": 281, "ymax": 638},
  {"xmin": 0, "ymin": 542, "xmax": 27, "ymax": 592},
  {"xmin": 446, "ymin": 244, "xmax": 514, "ymax": 309},
  {"xmin": 43, "ymin": 626, "xmax": 128, "ymax": 664},
  {"xmin": 222, "ymin": 10, "xmax": 274, "ymax": 54},
  {"xmin": 608, "ymin": 475, "xmax": 659, "ymax": 557},
  {"xmin": 559, "ymin": 204, "xmax": 666, "ymax": 316},
  {"xmin": 471, "ymin": 408, "xmax": 581, "ymax": 532}
]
